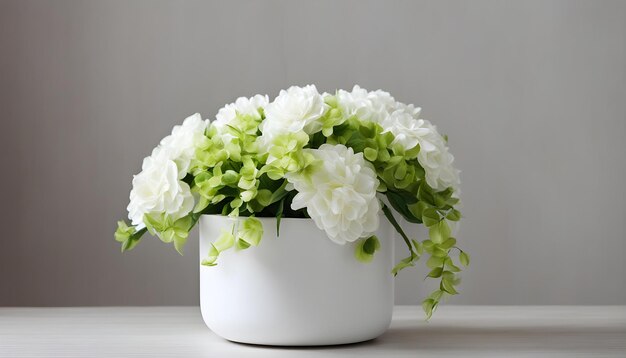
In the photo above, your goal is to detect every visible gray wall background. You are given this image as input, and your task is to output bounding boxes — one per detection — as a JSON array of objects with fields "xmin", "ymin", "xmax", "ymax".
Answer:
[{"xmin": 1, "ymin": 0, "xmax": 625, "ymax": 306}]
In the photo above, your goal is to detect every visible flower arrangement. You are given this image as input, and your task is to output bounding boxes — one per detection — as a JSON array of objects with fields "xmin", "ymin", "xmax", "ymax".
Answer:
[{"xmin": 115, "ymin": 85, "xmax": 469, "ymax": 318}]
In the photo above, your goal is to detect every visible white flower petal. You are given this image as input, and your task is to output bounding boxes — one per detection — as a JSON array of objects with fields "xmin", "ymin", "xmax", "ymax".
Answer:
[{"xmin": 286, "ymin": 144, "xmax": 380, "ymax": 244}]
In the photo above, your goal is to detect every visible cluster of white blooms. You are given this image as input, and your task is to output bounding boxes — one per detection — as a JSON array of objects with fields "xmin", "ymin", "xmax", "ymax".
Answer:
[
  {"xmin": 337, "ymin": 85, "xmax": 460, "ymax": 192},
  {"xmin": 127, "ymin": 113, "xmax": 208, "ymax": 229},
  {"xmin": 123, "ymin": 85, "xmax": 460, "ymax": 245},
  {"xmin": 259, "ymin": 86, "xmax": 381, "ymax": 244},
  {"xmin": 286, "ymin": 144, "xmax": 380, "ymax": 244},
  {"xmin": 158, "ymin": 113, "xmax": 209, "ymax": 175},
  {"xmin": 337, "ymin": 85, "xmax": 396, "ymax": 123},
  {"xmin": 213, "ymin": 94, "xmax": 269, "ymax": 141},
  {"xmin": 215, "ymin": 95, "xmax": 268, "ymax": 124},
  {"xmin": 259, "ymin": 85, "xmax": 328, "ymax": 146}
]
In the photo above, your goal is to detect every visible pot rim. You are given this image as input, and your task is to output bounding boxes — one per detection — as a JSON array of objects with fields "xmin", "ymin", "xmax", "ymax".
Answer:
[{"xmin": 199, "ymin": 214, "xmax": 312, "ymax": 222}]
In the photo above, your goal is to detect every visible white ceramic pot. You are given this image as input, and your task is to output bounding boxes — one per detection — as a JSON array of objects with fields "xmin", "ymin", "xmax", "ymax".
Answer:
[{"xmin": 199, "ymin": 214, "xmax": 394, "ymax": 346}]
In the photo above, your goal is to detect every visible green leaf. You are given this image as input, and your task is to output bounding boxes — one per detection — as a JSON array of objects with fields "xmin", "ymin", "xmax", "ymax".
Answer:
[
  {"xmin": 363, "ymin": 236, "xmax": 380, "ymax": 255},
  {"xmin": 428, "ymin": 224, "xmax": 442, "ymax": 244},
  {"xmin": 222, "ymin": 170, "xmax": 239, "ymax": 185},
  {"xmin": 268, "ymin": 180, "xmax": 289, "ymax": 204},
  {"xmin": 408, "ymin": 201, "xmax": 430, "ymax": 221},
  {"xmin": 428, "ymin": 290, "xmax": 444, "ymax": 301},
  {"xmin": 442, "ymin": 270, "xmax": 455, "ymax": 281},
  {"xmin": 422, "ymin": 208, "xmax": 440, "ymax": 227},
  {"xmin": 446, "ymin": 209, "xmax": 462, "ymax": 221},
  {"xmin": 236, "ymin": 239, "xmax": 251, "ymax": 250},
  {"xmin": 412, "ymin": 239, "xmax": 423, "ymax": 255},
  {"xmin": 121, "ymin": 236, "xmax": 140, "ymax": 252},
  {"xmin": 459, "ymin": 250, "xmax": 470, "ymax": 267},
  {"xmin": 143, "ymin": 213, "xmax": 167, "ymax": 235},
  {"xmin": 203, "ymin": 243, "xmax": 220, "ymax": 266},
  {"xmin": 394, "ymin": 162, "xmax": 407, "ymax": 180},
  {"xmin": 193, "ymin": 196, "xmax": 210, "ymax": 213},
  {"xmin": 446, "ymin": 197, "xmax": 460, "ymax": 206},
  {"xmin": 440, "ymin": 221, "xmax": 451, "ymax": 240},
  {"xmin": 173, "ymin": 234, "xmax": 187, "ymax": 255},
  {"xmin": 422, "ymin": 240, "xmax": 435, "ymax": 252},
  {"xmin": 237, "ymin": 217, "xmax": 263, "ymax": 247},
  {"xmin": 114, "ymin": 221, "xmax": 135, "ymax": 243},
  {"xmin": 429, "ymin": 220, "xmax": 450, "ymax": 244},
  {"xmin": 445, "ymin": 257, "xmax": 461, "ymax": 272},
  {"xmin": 385, "ymin": 191, "xmax": 421, "ymax": 224},
  {"xmin": 433, "ymin": 192, "xmax": 448, "ymax": 208},
  {"xmin": 432, "ymin": 246, "xmax": 448, "ymax": 258},
  {"xmin": 422, "ymin": 298, "xmax": 436, "ymax": 320},
  {"xmin": 381, "ymin": 204, "xmax": 415, "ymax": 259},
  {"xmin": 417, "ymin": 183, "xmax": 436, "ymax": 206},
  {"xmin": 391, "ymin": 254, "xmax": 417, "ymax": 276},
  {"xmin": 355, "ymin": 236, "xmax": 380, "ymax": 263},
  {"xmin": 276, "ymin": 197, "xmax": 285, "ymax": 237},
  {"xmin": 213, "ymin": 228, "xmax": 235, "ymax": 252},
  {"xmin": 173, "ymin": 216, "xmax": 192, "ymax": 231},
  {"xmin": 364, "ymin": 147, "xmax": 378, "ymax": 161},
  {"xmin": 441, "ymin": 277, "xmax": 459, "ymax": 295},
  {"xmin": 427, "ymin": 267, "xmax": 443, "ymax": 278},
  {"xmin": 254, "ymin": 189, "xmax": 272, "ymax": 207},
  {"xmin": 440, "ymin": 237, "xmax": 457, "ymax": 249},
  {"xmin": 426, "ymin": 256, "xmax": 444, "ymax": 268},
  {"xmin": 118, "ymin": 225, "xmax": 146, "ymax": 253}
]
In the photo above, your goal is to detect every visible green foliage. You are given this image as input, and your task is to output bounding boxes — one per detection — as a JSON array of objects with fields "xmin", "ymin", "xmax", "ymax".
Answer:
[
  {"xmin": 392, "ymin": 253, "xmax": 418, "ymax": 276},
  {"xmin": 355, "ymin": 236, "xmax": 381, "ymax": 263},
  {"xmin": 143, "ymin": 213, "xmax": 194, "ymax": 255},
  {"xmin": 262, "ymin": 131, "xmax": 313, "ymax": 179},
  {"xmin": 114, "ymin": 221, "xmax": 146, "ymax": 252},
  {"xmin": 386, "ymin": 190, "xmax": 421, "ymax": 224},
  {"xmin": 236, "ymin": 217, "xmax": 263, "ymax": 248},
  {"xmin": 382, "ymin": 198, "xmax": 468, "ymax": 320},
  {"xmin": 275, "ymin": 196, "xmax": 285, "ymax": 237},
  {"xmin": 459, "ymin": 250, "xmax": 470, "ymax": 267},
  {"xmin": 201, "ymin": 226, "xmax": 235, "ymax": 266},
  {"xmin": 319, "ymin": 95, "xmax": 346, "ymax": 137}
]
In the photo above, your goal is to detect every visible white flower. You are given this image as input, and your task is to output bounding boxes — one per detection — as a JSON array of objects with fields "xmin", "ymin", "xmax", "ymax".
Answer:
[
  {"xmin": 127, "ymin": 153, "xmax": 194, "ymax": 230},
  {"xmin": 418, "ymin": 136, "xmax": 460, "ymax": 192},
  {"xmin": 286, "ymin": 144, "xmax": 380, "ymax": 244},
  {"xmin": 336, "ymin": 85, "xmax": 396, "ymax": 124},
  {"xmin": 259, "ymin": 85, "xmax": 327, "ymax": 145},
  {"xmin": 381, "ymin": 110, "xmax": 431, "ymax": 152},
  {"xmin": 394, "ymin": 101, "xmax": 422, "ymax": 118},
  {"xmin": 381, "ymin": 105, "xmax": 460, "ymax": 192},
  {"xmin": 215, "ymin": 94, "xmax": 268, "ymax": 124},
  {"xmin": 213, "ymin": 95, "xmax": 268, "ymax": 140},
  {"xmin": 159, "ymin": 113, "xmax": 208, "ymax": 175}
]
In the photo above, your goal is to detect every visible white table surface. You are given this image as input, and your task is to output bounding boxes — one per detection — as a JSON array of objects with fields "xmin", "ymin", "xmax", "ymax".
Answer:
[{"xmin": 1, "ymin": 306, "xmax": 625, "ymax": 357}]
